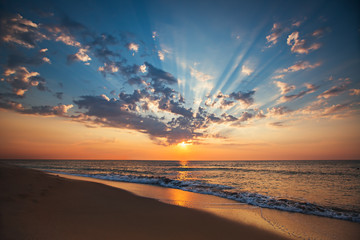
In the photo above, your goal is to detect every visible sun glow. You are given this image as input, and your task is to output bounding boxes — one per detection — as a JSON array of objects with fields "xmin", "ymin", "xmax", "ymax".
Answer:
[{"xmin": 178, "ymin": 141, "xmax": 192, "ymax": 148}]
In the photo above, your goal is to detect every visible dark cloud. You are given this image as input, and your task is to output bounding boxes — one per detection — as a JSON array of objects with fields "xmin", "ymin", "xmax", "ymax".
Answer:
[
  {"xmin": 318, "ymin": 84, "xmax": 347, "ymax": 99},
  {"xmin": 158, "ymin": 98, "xmax": 193, "ymax": 118},
  {"xmin": 279, "ymin": 84, "xmax": 319, "ymax": 103},
  {"xmin": 55, "ymin": 92, "xmax": 63, "ymax": 100},
  {"xmin": 22, "ymin": 104, "xmax": 73, "ymax": 116},
  {"xmin": 0, "ymin": 14, "xmax": 47, "ymax": 48},
  {"xmin": 229, "ymin": 90, "xmax": 255, "ymax": 106},
  {"xmin": 321, "ymin": 103, "xmax": 352, "ymax": 116},
  {"xmin": 6, "ymin": 51, "xmax": 50, "ymax": 68},
  {"xmin": 128, "ymin": 76, "xmax": 143, "ymax": 86},
  {"xmin": 221, "ymin": 113, "xmax": 238, "ymax": 122},
  {"xmin": 73, "ymin": 95, "xmax": 199, "ymax": 145},
  {"xmin": 267, "ymin": 106, "xmax": 292, "ymax": 116},
  {"xmin": 145, "ymin": 62, "xmax": 178, "ymax": 85},
  {"xmin": 0, "ymin": 98, "xmax": 72, "ymax": 116},
  {"xmin": 2, "ymin": 66, "xmax": 46, "ymax": 96}
]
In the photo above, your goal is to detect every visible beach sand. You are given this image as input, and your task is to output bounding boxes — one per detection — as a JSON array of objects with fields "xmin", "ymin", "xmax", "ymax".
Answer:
[{"xmin": 0, "ymin": 163, "xmax": 288, "ymax": 240}]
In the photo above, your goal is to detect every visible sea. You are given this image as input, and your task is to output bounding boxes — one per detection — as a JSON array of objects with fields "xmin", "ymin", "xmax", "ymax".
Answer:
[{"xmin": 3, "ymin": 159, "xmax": 360, "ymax": 222}]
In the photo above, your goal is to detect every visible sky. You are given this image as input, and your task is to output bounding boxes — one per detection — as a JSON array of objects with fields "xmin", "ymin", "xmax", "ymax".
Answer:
[{"xmin": 0, "ymin": 0, "xmax": 359, "ymax": 160}]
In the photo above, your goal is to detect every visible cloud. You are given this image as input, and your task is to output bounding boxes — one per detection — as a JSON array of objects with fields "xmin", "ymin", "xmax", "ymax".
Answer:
[
  {"xmin": 229, "ymin": 90, "xmax": 255, "ymax": 106},
  {"xmin": 21, "ymin": 104, "xmax": 73, "ymax": 116},
  {"xmin": 267, "ymin": 106, "xmax": 292, "ymax": 116},
  {"xmin": 273, "ymin": 81, "xmax": 295, "ymax": 94},
  {"xmin": 55, "ymin": 33, "xmax": 81, "ymax": 47},
  {"xmin": 6, "ymin": 51, "xmax": 51, "ymax": 68},
  {"xmin": 67, "ymin": 47, "xmax": 91, "ymax": 63},
  {"xmin": 266, "ymin": 23, "xmax": 286, "ymax": 46},
  {"xmin": 279, "ymin": 83, "xmax": 319, "ymax": 103},
  {"xmin": 55, "ymin": 92, "xmax": 63, "ymax": 100},
  {"xmin": 98, "ymin": 62, "xmax": 119, "ymax": 74},
  {"xmin": 0, "ymin": 14, "xmax": 48, "ymax": 48},
  {"xmin": 0, "ymin": 100, "xmax": 73, "ymax": 116},
  {"xmin": 152, "ymin": 31, "xmax": 158, "ymax": 40},
  {"xmin": 255, "ymin": 110, "xmax": 266, "ymax": 119},
  {"xmin": 238, "ymin": 112, "xmax": 253, "ymax": 122},
  {"xmin": 73, "ymin": 95, "xmax": 200, "ymax": 145},
  {"xmin": 318, "ymin": 84, "xmax": 347, "ymax": 99},
  {"xmin": 279, "ymin": 61, "xmax": 321, "ymax": 73},
  {"xmin": 287, "ymin": 31, "xmax": 321, "ymax": 54},
  {"xmin": 127, "ymin": 76, "xmax": 145, "ymax": 86},
  {"xmin": 2, "ymin": 66, "xmax": 46, "ymax": 96},
  {"xmin": 145, "ymin": 62, "xmax": 178, "ymax": 85},
  {"xmin": 272, "ymin": 74, "xmax": 285, "ymax": 79},
  {"xmin": 127, "ymin": 42, "xmax": 139, "ymax": 52},
  {"xmin": 321, "ymin": 103, "xmax": 351, "ymax": 117},
  {"xmin": 269, "ymin": 121, "xmax": 286, "ymax": 127},
  {"xmin": 349, "ymin": 89, "xmax": 360, "ymax": 96},
  {"xmin": 0, "ymin": 100, "xmax": 24, "ymax": 111},
  {"xmin": 158, "ymin": 50, "xmax": 165, "ymax": 61},
  {"xmin": 241, "ymin": 65, "xmax": 253, "ymax": 76},
  {"xmin": 190, "ymin": 67, "xmax": 213, "ymax": 82}
]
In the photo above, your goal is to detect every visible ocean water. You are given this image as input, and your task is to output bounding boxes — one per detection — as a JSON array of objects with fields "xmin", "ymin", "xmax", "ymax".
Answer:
[{"xmin": 3, "ymin": 159, "xmax": 360, "ymax": 222}]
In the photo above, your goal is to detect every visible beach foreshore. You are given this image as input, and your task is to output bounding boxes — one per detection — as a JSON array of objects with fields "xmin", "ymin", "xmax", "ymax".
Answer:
[{"xmin": 0, "ymin": 163, "xmax": 287, "ymax": 240}]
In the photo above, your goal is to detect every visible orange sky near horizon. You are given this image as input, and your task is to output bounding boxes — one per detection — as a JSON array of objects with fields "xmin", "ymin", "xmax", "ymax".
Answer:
[{"xmin": 1, "ymin": 110, "xmax": 359, "ymax": 160}]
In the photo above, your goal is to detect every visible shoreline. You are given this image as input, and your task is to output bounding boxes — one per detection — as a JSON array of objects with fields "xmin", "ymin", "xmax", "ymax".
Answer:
[
  {"xmin": 0, "ymin": 163, "xmax": 288, "ymax": 240},
  {"xmin": 54, "ymin": 171, "xmax": 360, "ymax": 240}
]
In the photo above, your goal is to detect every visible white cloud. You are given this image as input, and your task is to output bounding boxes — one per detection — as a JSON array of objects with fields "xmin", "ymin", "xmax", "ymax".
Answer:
[
  {"xmin": 266, "ymin": 23, "xmax": 286, "ymax": 46},
  {"xmin": 158, "ymin": 50, "xmax": 165, "ymax": 61},
  {"xmin": 139, "ymin": 64, "xmax": 147, "ymax": 73},
  {"xmin": 190, "ymin": 67, "xmax": 213, "ymax": 82},
  {"xmin": 71, "ymin": 47, "xmax": 91, "ymax": 62},
  {"xmin": 128, "ymin": 42, "xmax": 139, "ymax": 52},
  {"xmin": 98, "ymin": 62, "xmax": 119, "ymax": 73},
  {"xmin": 241, "ymin": 65, "xmax": 253, "ymax": 76},
  {"xmin": 287, "ymin": 31, "xmax": 321, "ymax": 54},
  {"xmin": 273, "ymin": 81, "xmax": 296, "ymax": 94},
  {"xmin": 101, "ymin": 94, "xmax": 110, "ymax": 101},
  {"xmin": 272, "ymin": 74, "xmax": 285, "ymax": 79},
  {"xmin": 280, "ymin": 61, "xmax": 321, "ymax": 73}
]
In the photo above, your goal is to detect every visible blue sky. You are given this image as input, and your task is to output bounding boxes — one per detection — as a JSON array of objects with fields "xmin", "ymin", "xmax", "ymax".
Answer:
[{"xmin": 0, "ymin": 0, "xmax": 359, "ymax": 159}]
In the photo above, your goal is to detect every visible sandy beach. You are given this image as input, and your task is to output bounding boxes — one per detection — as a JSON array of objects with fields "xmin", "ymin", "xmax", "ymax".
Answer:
[{"xmin": 0, "ymin": 163, "xmax": 288, "ymax": 240}]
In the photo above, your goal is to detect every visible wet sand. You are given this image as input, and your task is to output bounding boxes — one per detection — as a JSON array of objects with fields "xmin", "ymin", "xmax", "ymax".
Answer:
[
  {"xmin": 0, "ymin": 163, "xmax": 287, "ymax": 240},
  {"xmin": 56, "ymin": 173, "xmax": 360, "ymax": 240}
]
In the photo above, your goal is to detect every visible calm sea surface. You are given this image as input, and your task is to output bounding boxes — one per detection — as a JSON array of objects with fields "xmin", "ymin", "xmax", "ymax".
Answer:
[{"xmin": 3, "ymin": 160, "xmax": 360, "ymax": 222}]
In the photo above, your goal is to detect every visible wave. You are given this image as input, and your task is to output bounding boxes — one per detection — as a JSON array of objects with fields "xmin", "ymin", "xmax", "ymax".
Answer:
[{"xmin": 49, "ymin": 171, "xmax": 360, "ymax": 223}]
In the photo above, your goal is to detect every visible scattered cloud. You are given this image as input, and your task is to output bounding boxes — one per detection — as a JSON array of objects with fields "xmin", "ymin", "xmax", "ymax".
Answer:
[
  {"xmin": 273, "ymin": 81, "xmax": 296, "ymax": 94},
  {"xmin": 127, "ymin": 42, "xmax": 139, "ymax": 52},
  {"xmin": 272, "ymin": 74, "xmax": 285, "ymax": 79},
  {"xmin": 267, "ymin": 106, "xmax": 292, "ymax": 117},
  {"xmin": 0, "ymin": 14, "xmax": 48, "ymax": 48},
  {"xmin": 287, "ymin": 31, "xmax": 321, "ymax": 54},
  {"xmin": 279, "ymin": 61, "xmax": 321, "ymax": 73},
  {"xmin": 318, "ymin": 84, "xmax": 347, "ymax": 99},
  {"xmin": 98, "ymin": 62, "xmax": 119, "ymax": 74},
  {"xmin": 241, "ymin": 65, "xmax": 253, "ymax": 76},
  {"xmin": 190, "ymin": 68, "xmax": 213, "ymax": 82},
  {"xmin": 321, "ymin": 103, "xmax": 351, "ymax": 117},
  {"xmin": 266, "ymin": 23, "xmax": 286, "ymax": 46},
  {"xmin": 279, "ymin": 83, "xmax": 319, "ymax": 103},
  {"xmin": 349, "ymin": 89, "xmax": 360, "ymax": 96},
  {"xmin": 2, "ymin": 66, "xmax": 46, "ymax": 96},
  {"xmin": 67, "ymin": 47, "xmax": 91, "ymax": 63},
  {"xmin": 158, "ymin": 50, "xmax": 165, "ymax": 61},
  {"xmin": 229, "ymin": 90, "xmax": 256, "ymax": 106}
]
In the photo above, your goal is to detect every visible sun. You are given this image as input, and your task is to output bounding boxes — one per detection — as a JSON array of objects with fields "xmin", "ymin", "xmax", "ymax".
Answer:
[{"xmin": 178, "ymin": 141, "xmax": 191, "ymax": 148}]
